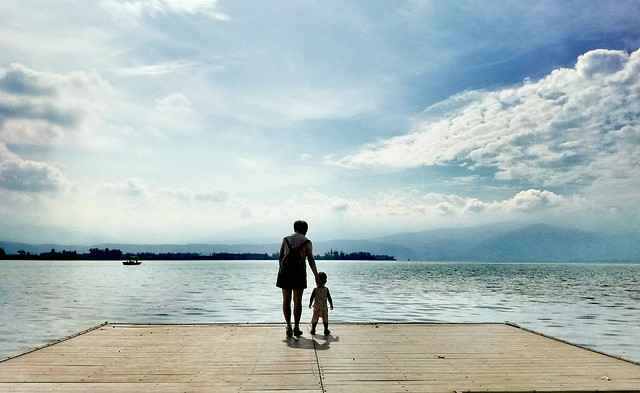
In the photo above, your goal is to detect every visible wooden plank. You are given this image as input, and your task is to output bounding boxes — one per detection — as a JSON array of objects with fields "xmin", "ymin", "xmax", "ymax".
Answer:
[
  {"xmin": 315, "ymin": 324, "xmax": 640, "ymax": 393},
  {"xmin": 1, "ymin": 323, "xmax": 639, "ymax": 392}
]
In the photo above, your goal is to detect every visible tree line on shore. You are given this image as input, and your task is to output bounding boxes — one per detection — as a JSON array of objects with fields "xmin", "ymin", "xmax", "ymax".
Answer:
[{"xmin": 0, "ymin": 247, "xmax": 395, "ymax": 261}]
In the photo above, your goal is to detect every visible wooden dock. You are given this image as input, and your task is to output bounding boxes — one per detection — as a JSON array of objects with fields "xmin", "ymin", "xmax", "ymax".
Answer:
[{"xmin": 1, "ymin": 323, "xmax": 639, "ymax": 392}]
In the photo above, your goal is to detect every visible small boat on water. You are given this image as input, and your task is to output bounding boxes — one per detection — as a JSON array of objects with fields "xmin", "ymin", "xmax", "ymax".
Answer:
[{"xmin": 122, "ymin": 258, "xmax": 141, "ymax": 265}]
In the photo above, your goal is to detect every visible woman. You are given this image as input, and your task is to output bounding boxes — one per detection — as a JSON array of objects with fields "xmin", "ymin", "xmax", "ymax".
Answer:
[{"xmin": 276, "ymin": 220, "xmax": 320, "ymax": 337}]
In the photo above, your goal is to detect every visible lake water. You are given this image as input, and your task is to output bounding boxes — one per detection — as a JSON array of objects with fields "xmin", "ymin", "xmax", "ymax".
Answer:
[{"xmin": 1, "ymin": 260, "xmax": 639, "ymax": 363}]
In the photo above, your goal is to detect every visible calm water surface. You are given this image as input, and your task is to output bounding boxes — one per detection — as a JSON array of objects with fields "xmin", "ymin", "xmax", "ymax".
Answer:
[{"xmin": 1, "ymin": 260, "xmax": 639, "ymax": 362}]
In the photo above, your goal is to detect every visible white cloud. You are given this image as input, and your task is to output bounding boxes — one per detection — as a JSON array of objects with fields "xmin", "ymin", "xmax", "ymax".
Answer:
[
  {"xmin": 506, "ymin": 189, "xmax": 564, "ymax": 212},
  {"xmin": 86, "ymin": 178, "xmax": 238, "ymax": 242},
  {"xmin": 575, "ymin": 49, "xmax": 629, "ymax": 78},
  {"xmin": 155, "ymin": 93, "xmax": 192, "ymax": 115},
  {"xmin": 282, "ymin": 187, "xmax": 587, "ymax": 225},
  {"xmin": 334, "ymin": 48, "xmax": 640, "ymax": 199},
  {"xmin": 235, "ymin": 157, "xmax": 261, "ymax": 171},
  {"xmin": 254, "ymin": 187, "xmax": 594, "ymax": 239},
  {"xmin": 0, "ymin": 64, "xmax": 113, "ymax": 148},
  {"xmin": 151, "ymin": 93, "xmax": 201, "ymax": 135},
  {"xmin": 0, "ymin": 158, "xmax": 68, "ymax": 192},
  {"xmin": 111, "ymin": 60, "xmax": 203, "ymax": 77},
  {"xmin": 97, "ymin": 177, "xmax": 151, "ymax": 198},
  {"xmin": 160, "ymin": 186, "xmax": 228, "ymax": 203},
  {"xmin": 443, "ymin": 175, "xmax": 480, "ymax": 185},
  {"xmin": 101, "ymin": 0, "xmax": 229, "ymax": 21},
  {"xmin": 234, "ymin": 87, "xmax": 378, "ymax": 128},
  {"xmin": 194, "ymin": 191, "xmax": 228, "ymax": 202},
  {"xmin": 302, "ymin": 188, "xmax": 351, "ymax": 213},
  {"xmin": 0, "ymin": 142, "xmax": 17, "ymax": 161},
  {"xmin": 97, "ymin": 177, "xmax": 229, "ymax": 203}
]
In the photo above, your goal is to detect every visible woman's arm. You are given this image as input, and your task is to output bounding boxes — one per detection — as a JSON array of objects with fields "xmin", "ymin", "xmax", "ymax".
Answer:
[
  {"xmin": 305, "ymin": 243, "xmax": 320, "ymax": 284},
  {"xmin": 278, "ymin": 239, "xmax": 285, "ymax": 264}
]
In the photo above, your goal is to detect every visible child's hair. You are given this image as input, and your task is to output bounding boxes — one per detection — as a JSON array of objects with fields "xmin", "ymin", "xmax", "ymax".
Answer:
[{"xmin": 318, "ymin": 272, "xmax": 327, "ymax": 284}]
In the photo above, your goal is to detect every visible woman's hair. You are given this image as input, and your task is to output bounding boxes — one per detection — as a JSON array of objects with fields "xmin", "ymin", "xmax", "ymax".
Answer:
[
  {"xmin": 318, "ymin": 272, "xmax": 327, "ymax": 283},
  {"xmin": 293, "ymin": 220, "xmax": 308, "ymax": 234}
]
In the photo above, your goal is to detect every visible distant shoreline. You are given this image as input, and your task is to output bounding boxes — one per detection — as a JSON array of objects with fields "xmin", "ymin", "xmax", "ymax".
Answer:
[
  {"xmin": 3, "ymin": 222, "xmax": 639, "ymax": 262},
  {"xmin": 0, "ymin": 247, "xmax": 396, "ymax": 261}
]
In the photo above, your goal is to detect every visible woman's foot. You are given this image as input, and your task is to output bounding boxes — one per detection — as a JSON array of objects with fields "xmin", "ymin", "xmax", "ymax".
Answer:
[
  {"xmin": 286, "ymin": 327, "xmax": 293, "ymax": 337},
  {"xmin": 310, "ymin": 328, "xmax": 316, "ymax": 335},
  {"xmin": 293, "ymin": 327, "xmax": 302, "ymax": 337},
  {"xmin": 323, "ymin": 329, "xmax": 331, "ymax": 336}
]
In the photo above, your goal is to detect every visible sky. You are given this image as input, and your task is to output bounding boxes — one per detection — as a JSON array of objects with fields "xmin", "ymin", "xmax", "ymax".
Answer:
[{"xmin": 1, "ymin": 1, "xmax": 639, "ymax": 244}]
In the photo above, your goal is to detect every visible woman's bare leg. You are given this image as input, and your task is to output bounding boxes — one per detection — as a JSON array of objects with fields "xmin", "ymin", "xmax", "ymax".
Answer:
[
  {"xmin": 282, "ymin": 289, "xmax": 292, "ymax": 328},
  {"xmin": 293, "ymin": 289, "xmax": 304, "ymax": 332}
]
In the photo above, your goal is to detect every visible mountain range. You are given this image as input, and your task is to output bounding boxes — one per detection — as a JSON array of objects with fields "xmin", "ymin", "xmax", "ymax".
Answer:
[{"xmin": 1, "ymin": 224, "xmax": 638, "ymax": 262}]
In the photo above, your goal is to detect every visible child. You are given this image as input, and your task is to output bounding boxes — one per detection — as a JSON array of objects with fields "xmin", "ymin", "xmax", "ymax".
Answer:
[{"xmin": 309, "ymin": 272, "xmax": 333, "ymax": 335}]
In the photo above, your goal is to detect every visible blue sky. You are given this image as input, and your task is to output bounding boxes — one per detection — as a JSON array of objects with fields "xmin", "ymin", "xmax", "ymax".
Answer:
[{"xmin": 1, "ymin": 1, "xmax": 639, "ymax": 244}]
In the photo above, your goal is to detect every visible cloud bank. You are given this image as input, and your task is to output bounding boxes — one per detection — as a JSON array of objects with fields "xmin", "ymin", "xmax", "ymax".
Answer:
[
  {"xmin": 334, "ymin": 49, "xmax": 640, "ymax": 200},
  {"xmin": 97, "ymin": 177, "xmax": 228, "ymax": 203},
  {"xmin": 0, "ymin": 63, "xmax": 112, "ymax": 147},
  {"xmin": 0, "ymin": 158, "xmax": 68, "ymax": 192},
  {"xmin": 297, "ymin": 188, "xmax": 587, "ymax": 218},
  {"xmin": 247, "ymin": 187, "xmax": 596, "ymax": 240}
]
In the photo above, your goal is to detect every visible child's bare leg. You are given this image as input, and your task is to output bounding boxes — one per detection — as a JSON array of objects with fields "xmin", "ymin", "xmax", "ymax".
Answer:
[
  {"xmin": 310, "ymin": 310, "xmax": 320, "ymax": 334},
  {"xmin": 321, "ymin": 310, "xmax": 330, "ymax": 335}
]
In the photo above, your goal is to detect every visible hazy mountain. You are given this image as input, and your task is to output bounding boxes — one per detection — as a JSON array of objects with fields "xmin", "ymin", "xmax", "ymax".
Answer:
[
  {"xmin": 468, "ymin": 224, "xmax": 604, "ymax": 261},
  {"xmin": 0, "ymin": 241, "xmax": 93, "ymax": 255},
  {"xmin": 370, "ymin": 223, "xmax": 522, "ymax": 260},
  {"xmin": 372, "ymin": 224, "xmax": 640, "ymax": 262},
  {"xmin": 2, "ymin": 224, "xmax": 638, "ymax": 261},
  {"xmin": 0, "ymin": 223, "xmax": 108, "ymax": 246}
]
